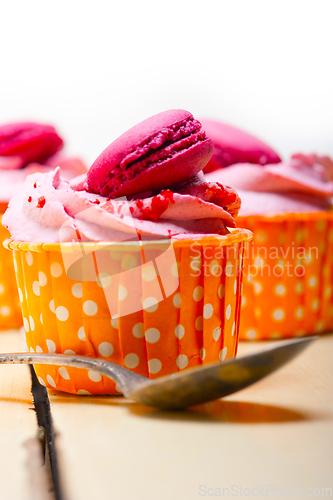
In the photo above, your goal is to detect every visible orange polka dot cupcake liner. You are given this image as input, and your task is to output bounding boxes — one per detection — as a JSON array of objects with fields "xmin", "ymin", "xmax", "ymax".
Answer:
[
  {"xmin": 0, "ymin": 206, "xmax": 23, "ymax": 329},
  {"xmin": 4, "ymin": 228, "xmax": 252, "ymax": 395},
  {"xmin": 237, "ymin": 212, "xmax": 333, "ymax": 340}
]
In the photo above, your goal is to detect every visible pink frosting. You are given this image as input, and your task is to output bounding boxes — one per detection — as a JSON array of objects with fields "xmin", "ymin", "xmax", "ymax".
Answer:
[
  {"xmin": 206, "ymin": 155, "xmax": 333, "ymax": 216},
  {"xmin": 0, "ymin": 154, "xmax": 87, "ymax": 203},
  {"xmin": 3, "ymin": 168, "xmax": 239, "ymax": 242}
]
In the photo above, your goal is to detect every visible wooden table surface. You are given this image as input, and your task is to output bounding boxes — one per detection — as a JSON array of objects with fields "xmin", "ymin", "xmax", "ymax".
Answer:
[{"xmin": 0, "ymin": 330, "xmax": 332, "ymax": 500}]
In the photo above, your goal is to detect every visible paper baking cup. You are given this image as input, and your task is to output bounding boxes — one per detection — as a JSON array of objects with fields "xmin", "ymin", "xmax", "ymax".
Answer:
[
  {"xmin": 0, "ymin": 206, "xmax": 23, "ymax": 329},
  {"xmin": 5, "ymin": 228, "xmax": 251, "ymax": 395},
  {"xmin": 237, "ymin": 212, "xmax": 333, "ymax": 340}
]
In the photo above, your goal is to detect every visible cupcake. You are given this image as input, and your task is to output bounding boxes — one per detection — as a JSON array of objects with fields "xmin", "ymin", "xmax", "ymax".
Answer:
[
  {"xmin": 0, "ymin": 122, "xmax": 87, "ymax": 329},
  {"xmin": 206, "ymin": 153, "xmax": 333, "ymax": 340},
  {"xmin": 3, "ymin": 110, "xmax": 251, "ymax": 395}
]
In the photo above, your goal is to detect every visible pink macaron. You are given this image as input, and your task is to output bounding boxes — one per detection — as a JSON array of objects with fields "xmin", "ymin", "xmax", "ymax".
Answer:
[
  {"xmin": 0, "ymin": 122, "xmax": 64, "ymax": 170},
  {"xmin": 85, "ymin": 109, "xmax": 213, "ymax": 199},
  {"xmin": 199, "ymin": 119, "xmax": 281, "ymax": 173}
]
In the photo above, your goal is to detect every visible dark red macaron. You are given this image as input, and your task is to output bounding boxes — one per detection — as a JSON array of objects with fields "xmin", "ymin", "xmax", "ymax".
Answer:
[
  {"xmin": 0, "ymin": 122, "xmax": 64, "ymax": 169},
  {"xmin": 85, "ymin": 109, "xmax": 213, "ymax": 199},
  {"xmin": 200, "ymin": 119, "xmax": 281, "ymax": 173}
]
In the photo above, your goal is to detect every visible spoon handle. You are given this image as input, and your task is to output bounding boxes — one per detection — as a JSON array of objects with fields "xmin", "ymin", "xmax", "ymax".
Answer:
[{"xmin": 0, "ymin": 352, "xmax": 149, "ymax": 395}]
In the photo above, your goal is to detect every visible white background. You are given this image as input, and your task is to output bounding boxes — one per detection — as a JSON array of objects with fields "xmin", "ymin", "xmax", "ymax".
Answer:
[{"xmin": 1, "ymin": 0, "xmax": 332, "ymax": 166}]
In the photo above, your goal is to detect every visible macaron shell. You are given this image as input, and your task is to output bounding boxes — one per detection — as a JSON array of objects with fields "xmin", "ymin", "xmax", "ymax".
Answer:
[
  {"xmin": 200, "ymin": 119, "xmax": 281, "ymax": 172},
  {"xmin": 0, "ymin": 122, "xmax": 64, "ymax": 168},
  {"xmin": 98, "ymin": 137, "xmax": 213, "ymax": 199},
  {"xmin": 86, "ymin": 109, "xmax": 209, "ymax": 198}
]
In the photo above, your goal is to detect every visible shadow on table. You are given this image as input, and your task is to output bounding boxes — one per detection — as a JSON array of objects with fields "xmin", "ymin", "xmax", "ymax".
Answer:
[
  {"xmin": 129, "ymin": 399, "xmax": 319, "ymax": 424},
  {"xmin": 48, "ymin": 392, "xmax": 321, "ymax": 424}
]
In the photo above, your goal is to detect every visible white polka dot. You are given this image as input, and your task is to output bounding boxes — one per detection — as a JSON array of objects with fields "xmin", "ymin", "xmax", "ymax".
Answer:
[
  {"xmin": 176, "ymin": 354, "xmax": 188, "ymax": 369},
  {"xmin": 275, "ymin": 284, "xmax": 286, "ymax": 296},
  {"xmin": 96, "ymin": 272, "xmax": 112, "ymax": 288},
  {"xmin": 272, "ymin": 308, "xmax": 285, "ymax": 322},
  {"xmin": 78, "ymin": 327, "xmax": 86, "ymax": 340},
  {"xmin": 210, "ymin": 259, "xmax": 221, "ymax": 276},
  {"xmin": 36, "ymin": 345, "xmax": 43, "ymax": 353},
  {"xmin": 171, "ymin": 262, "xmax": 180, "ymax": 277},
  {"xmin": 174, "ymin": 324, "xmax": 185, "ymax": 339},
  {"xmin": 308, "ymin": 276, "xmax": 317, "ymax": 288},
  {"xmin": 200, "ymin": 348, "xmax": 206, "ymax": 360},
  {"xmin": 77, "ymin": 389, "xmax": 91, "ymax": 395},
  {"xmin": 218, "ymin": 284, "xmax": 225, "ymax": 299},
  {"xmin": 72, "ymin": 283, "xmax": 83, "ymax": 298},
  {"xmin": 213, "ymin": 327, "xmax": 221, "ymax": 341},
  {"xmin": 142, "ymin": 265, "xmax": 156, "ymax": 282},
  {"xmin": 190, "ymin": 257, "xmax": 202, "ymax": 272},
  {"xmin": 49, "ymin": 299, "xmax": 55, "ymax": 313},
  {"xmin": 219, "ymin": 347, "xmax": 227, "ymax": 361},
  {"xmin": 148, "ymin": 359, "xmax": 162, "ymax": 374},
  {"xmin": 25, "ymin": 251, "xmax": 33, "ymax": 266},
  {"xmin": 145, "ymin": 328, "xmax": 160, "ymax": 343},
  {"xmin": 232, "ymin": 321, "xmax": 236, "ymax": 336},
  {"xmin": 46, "ymin": 339, "xmax": 56, "ymax": 353},
  {"xmin": 245, "ymin": 329, "xmax": 257, "ymax": 340},
  {"xmin": 254, "ymin": 230, "xmax": 267, "ymax": 243},
  {"xmin": 88, "ymin": 370, "xmax": 102, "ymax": 382},
  {"xmin": 64, "ymin": 349, "xmax": 75, "ymax": 355},
  {"xmin": 40, "ymin": 313, "xmax": 43, "ymax": 324},
  {"xmin": 241, "ymin": 296, "xmax": 247, "ymax": 307},
  {"xmin": 111, "ymin": 316, "xmax": 118, "ymax": 329},
  {"xmin": 193, "ymin": 286, "xmax": 204, "ymax": 302},
  {"xmin": 195, "ymin": 316, "xmax": 203, "ymax": 331},
  {"xmin": 143, "ymin": 297, "xmax": 158, "ymax": 312},
  {"xmin": 38, "ymin": 272, "xmax": 47, "ymax": 286},
  {"xmin": 173, "ymin": 293, "xmax": 181, "ymax": 308},
  {"xmin": 38, "ymin": 377, "xmax": 46, "ymax": 387},
  {"xmin": 311, "ymin": 298, "xmax": 320, "ymax": 311},
  {"xmin": 295, "ymin": 306, "xmax": 304, "ymax": 319},
  {"xmin": 295, "ymin": 281, "xmax": 304, "ymax": 294},
  {"xmin": 0, "ymin": 306, "xmax": 11, "ymax": 317},
  {"xmin": 316, "ymin": 220, "xmax": 327, "ymax": 231},
  {"xmin": 253, "ymin": 307, "xmax": 261, "ymax": 320},
  {"xmin": 225, "ymin": 261, "xmax": 233, "ymax": 277},
  {"xmin": 226, "ymin": 304, "xmax": 232, "ymax": 320},
  {"xmin": 23, "ymin": 317, "xmax": 29, "ymax": 332},
  {"xmin": 315, "ymin": 321, "xmax": 324, "ymax": 332},
  {"xmin": 56, "ymin": 306, "xmax": 69, "ymax": 322},
  {"xmin": 253, "ymin": 256, "xmax": 265, "ymax": 268},
  {"xmin": 0, "ymin": 284, "xmax": 5, "ymax": 295},
  {"xmin": 324, "ymin": 285, "xmax": 332, "ymax": 298},
  {"xmin": 203, "ymin": 303, "xmax": 214, "ymax": 319},
  {"xmin": 132, "ymin": 323, "xmax": 144, "ymax": 338},
  {"xmin": 46, "ymin": 375, "xmax": 56, "ymax": 388},
  {"xmin": 270, "ymin": 331, "xmax": 282, "ymax": 339},
  {"xmin": 29, "ymin": 316, "xmax": 35, "ymax": 331},
  {"xmin": 59, "ymin": 367, "xmax": 70, "ymax": 380},
  {"xmin": 124, "ymin": 353, "xmax": 139, "ymax": 369},
  {"xmin": 50, "ymin": 262, "xmax": 62, "ymax": 277},
  {"xmin": 234, "ymin": 279, "xmax": 237, "ymax": 294},
  {"xmin": 121, "ymin": 254, "xmax": 137, "ymax": 271},
  {"xmin": 29, "ymin": 347, "xmax": 35, "ymax": 353},
  {"xmin": 98, "ymin": 342, "xmax": 113, "ymax": 357},
  {"xmin": 253, "ymin": 281, "xmax": 263, "ymax": 294},
  {"xmin": 33, "ymin": 281, "xmax": 40, "ymax": 296},
  {"xmin": 118, "ymin": 285, "xmax": 127, "ymax": 301},
  {"xmin": 83, "ymin": 300, "xmax": 98, "ymax": 316}
]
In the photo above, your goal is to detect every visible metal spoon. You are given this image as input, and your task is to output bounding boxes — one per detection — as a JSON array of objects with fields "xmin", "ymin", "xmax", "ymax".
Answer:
[{"xmin": 0, "ymin": 336, "xmax": 315, "ymax": 410}]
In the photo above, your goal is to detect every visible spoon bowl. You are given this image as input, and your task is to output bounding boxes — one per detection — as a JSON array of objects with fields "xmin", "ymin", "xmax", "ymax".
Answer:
[{"xmin": 0, "ymin": 336, "xmax": 316, "ymax": 409}]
